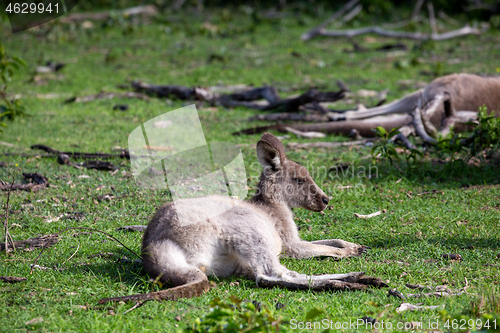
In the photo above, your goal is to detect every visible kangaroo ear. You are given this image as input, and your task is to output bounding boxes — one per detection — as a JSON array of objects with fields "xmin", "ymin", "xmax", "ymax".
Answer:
[{"xmin": 257, "ymin": 133, "xmax": 285, "ymax": 170}]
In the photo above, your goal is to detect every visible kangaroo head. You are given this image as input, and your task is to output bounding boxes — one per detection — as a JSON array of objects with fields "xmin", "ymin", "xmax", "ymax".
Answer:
[{"xmin": 255, "ymin": 132, "xmax": 329, "ymax": 212}]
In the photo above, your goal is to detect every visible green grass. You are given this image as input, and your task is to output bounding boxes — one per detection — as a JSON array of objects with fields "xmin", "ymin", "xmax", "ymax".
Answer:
[{"xmin": 1, "ymin": 6, "xmax": 500, "ymax": 332}]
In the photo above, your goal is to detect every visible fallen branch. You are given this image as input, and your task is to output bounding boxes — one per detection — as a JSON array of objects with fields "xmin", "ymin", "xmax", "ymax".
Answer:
[
  {"xmin": 407, "ymin": 291, "xmax": 463, "ymax": 298},
  {"xmin": 131, "ymin": 81, "xmax": 198, "ymax": 100},
  {"xmin": 438, "ymin": 11, "xmax": 459, "ymax": 26},
  {"xmin": 396, "ymin": 303, "xmax": 444, "ymax": 312},
  {"xmin": 0, "ymin": 276, "xmax": 27, "ymax": 283},
  {"xmin": 131, "ymin": 81, "xmax": 346, "ymax": 113},
  {"xmin": 343, "ymin": 4, "xmax": 362, "ymax": 23},
  {"xmin": 0, "ymin": 173, "xmax": 49, "ymax": 193},
  {"xmin": 247, "ymin": 113, "xmax": 330, "ymax": 122},
  {"xmin": 428, "ymin": 3, "xmax": 438, "ymax": 36},
  {"xmin": 300, "ymin": 0, "xmax": 360, "ymax": 41},
  {"xmin": 288, "ymin": 139, "xmax": 373, "ymax": 149},
  {"xmin": 123, "ymin": 300, "xmax": 150, "ymax": 315},
  {"xmin": 261, "ymin": 89, "xmax": 345, "ymax": 113},
  {"xmin": 31, "ymin": 144, "xmax": 130, "ymax": 160},
  {"xmin": 285, "ymin": 127, "xmax": 325, "ymax": 138},
  {"xmin": 57, "ymin": 154, "xmax": 118, "ymax": 171},
  {"xmin": 318, "ymin": 25, "xmax": 480, "ymax": 40},
  {"xmin": 65, "ymin": 91, "xmax": 150, "ymax": 103},
  {"xmin": 0, "ymin": 234, "xmax": 59, "ymax": 252},
  {"xmin": 59, "ymin": 5, "xmax": 158, "ymax": 23},
  {"xmin": 233, "ymin": 114, "xmax": 412, "ymax": 137}
]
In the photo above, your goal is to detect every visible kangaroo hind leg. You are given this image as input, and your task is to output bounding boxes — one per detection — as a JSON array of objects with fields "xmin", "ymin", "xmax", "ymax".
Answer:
[{"xmin": 99, "ymin": 240, "xmax": 211, "ymax": 304}]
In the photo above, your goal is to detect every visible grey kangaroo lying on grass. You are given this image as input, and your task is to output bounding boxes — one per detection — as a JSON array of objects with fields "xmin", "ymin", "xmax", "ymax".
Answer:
[
  {"xmin": 240, "ymin": 74, "xmax": 500, "ymax": 144},
  {"xmin": 99, "ymin": 133, "xmax": 386, "ymax": 304}
]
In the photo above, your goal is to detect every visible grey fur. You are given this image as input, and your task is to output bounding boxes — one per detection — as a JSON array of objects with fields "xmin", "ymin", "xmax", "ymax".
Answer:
[{"xmin": 142, "ymin": 132, "xmax": 368, "ymax": 291}]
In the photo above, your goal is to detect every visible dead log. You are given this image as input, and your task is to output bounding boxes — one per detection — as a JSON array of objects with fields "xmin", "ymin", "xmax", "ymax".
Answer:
[
  {"xmin": 233, "ymin": 114, "xmax": 412, "ymax": 137},
  {"xmin": 227, "ymin": 86, "xmax": 279, "ymax": 104}
]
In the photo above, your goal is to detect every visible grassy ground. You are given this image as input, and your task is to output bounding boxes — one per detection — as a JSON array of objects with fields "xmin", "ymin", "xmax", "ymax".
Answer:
[{"xmin": 1, "ymin": 6, "xmax": 500, "ymax": 332}]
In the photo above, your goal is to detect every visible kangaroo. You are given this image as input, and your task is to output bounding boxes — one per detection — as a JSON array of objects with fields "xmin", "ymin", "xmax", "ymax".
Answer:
[
  {"xmin": 237, "ymin": 74, "xmax": 500, "ymax": 143},
  {"xmin": 99, "ymin": 133, "xmax": 385, "ymax": 304}
]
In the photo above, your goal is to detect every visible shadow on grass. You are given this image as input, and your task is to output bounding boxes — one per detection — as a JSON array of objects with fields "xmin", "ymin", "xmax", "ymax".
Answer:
[
  {"xmin": 366, "ymin": 158, "xmax": 500, "ymax": 189},
  {"xmin": 368, "ymin": 235, "xmax": 500, "ymax": 250}
]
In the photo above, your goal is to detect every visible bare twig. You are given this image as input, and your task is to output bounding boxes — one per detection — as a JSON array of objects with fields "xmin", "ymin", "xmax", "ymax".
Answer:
[
  {"xmin": 411, "ymin": 0, "xmax": 425, "ymax": 20},
  {"xmin": 354, "ymin": 209, "xmax": 387, "ymax": 219},
  {"xmin": 301, "ymin": 0, "xmax": 360, "ymax": 41},
  {"xmin": 428, "ymin": 2, "xmax": 438, "ymax": 36},
  {"xmin": 3, "ymin": 173, "xmax": 16, "ymax": 253},
  {"xmin": 61, "ymin": 245, "xmax": 80, "ymax": 266},
  {"xmin": 171, "ymin": 0, "xmax": 187, "ymax": 11},
  {"xmin": 438, "ymin": 11, "xmax": 459, "ymax": 26},
  {"xmin": 123, "ymin": 300, "xmax": 150, "ymax": 315},
  {"xmin": 382, "ymin": 16, "xmax": 423, "ymax": 29},
  {"xmin": 343, "ymin": 4, "xmax": 362, "ymax": 23}
]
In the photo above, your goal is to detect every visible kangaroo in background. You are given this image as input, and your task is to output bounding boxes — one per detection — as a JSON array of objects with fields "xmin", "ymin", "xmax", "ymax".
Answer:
[
  {"xmin": 238, "ymin": 74, "xmax": 500, "ymax": 143},
  {"xmin": 99, "ymin": 133, "xmax": 385, "ymax": 304}
]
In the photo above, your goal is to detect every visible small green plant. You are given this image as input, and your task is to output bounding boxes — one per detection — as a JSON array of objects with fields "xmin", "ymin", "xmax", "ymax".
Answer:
[
  {"xmin": 0, "ymin": 41, "xmax": 27, "ymax": 130},
  {"xmin": 371, "ymin": 126, "xmax": 401, "ymax": 165},
  {"xmin": 436, "ymin": 106, "xmax": 500, "ymax": 163},
  {"xmin": 183, "ymin": 296, "xmax": 285, "ymax": 333}
]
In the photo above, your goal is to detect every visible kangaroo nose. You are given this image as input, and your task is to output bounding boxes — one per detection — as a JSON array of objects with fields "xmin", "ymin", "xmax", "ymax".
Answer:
[{"xmin": 321, "ymin": 196, "xmax": 329, "ymax": 205}]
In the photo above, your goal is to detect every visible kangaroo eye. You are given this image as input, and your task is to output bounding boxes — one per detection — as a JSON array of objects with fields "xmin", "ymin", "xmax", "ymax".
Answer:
[{"xmin": 294, "ymin": 178, "xmax": 305, "ymax": 185}]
